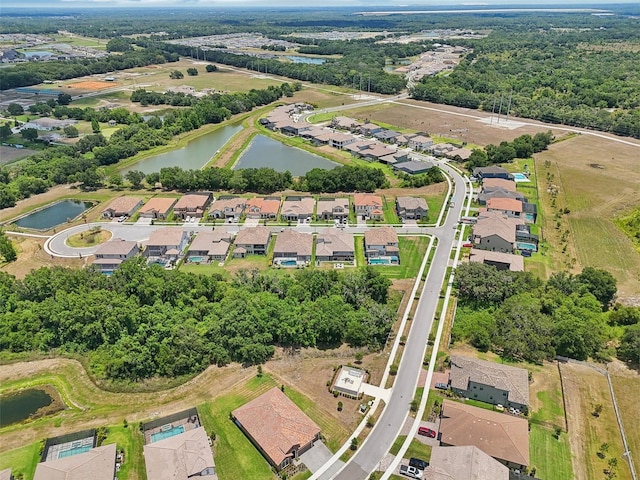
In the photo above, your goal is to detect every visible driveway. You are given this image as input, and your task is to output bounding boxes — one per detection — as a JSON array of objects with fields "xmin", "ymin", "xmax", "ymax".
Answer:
[{"xmin": 300, "ymin": 441, "xmax": 343, "ymax": 475}]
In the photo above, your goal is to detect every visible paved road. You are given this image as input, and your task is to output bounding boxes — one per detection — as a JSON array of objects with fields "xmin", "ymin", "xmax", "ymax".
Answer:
[{"xmin": 326, "ymin": 163, "xmax": 466, "ymax": 480}]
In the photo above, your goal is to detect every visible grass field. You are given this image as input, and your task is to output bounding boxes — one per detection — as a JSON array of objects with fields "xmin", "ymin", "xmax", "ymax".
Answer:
[
  {"xmin": 103, "ymin": 425, "xmax": 146, "ymax": 480},
  {"xmin": 609, "ymin": 367, "xmax": 640, "ymax": 471},
  {"xmin": 389, "ymin": 435, "xmax": 432, "ymax": 462},
  {"xmin": 0, "ymin": 441, "xmax": 41, "ymax": 480},
  {"xmin": 369, "ymin": 236, "xmax": 431, "ymax": 279},
  {"xmin": 529, "ymin": 424, "xmax": 573, "ymax": 480}
]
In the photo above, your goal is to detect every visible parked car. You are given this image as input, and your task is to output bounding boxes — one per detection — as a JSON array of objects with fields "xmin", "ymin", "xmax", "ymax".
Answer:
[
  {"xmin": 399, "ymin": 464, "xmax": 423, "ymax": 479},
  {"xmin": 434, "ymin": 382, "xmax": 449, "ymax": 390},
  {"xmin": 409, "ymin": 457, "xmax": 429, "ymax": 470},
  {"xmin": 521, "ymin": 249, "xmax": 532, "ymax": 257},
  {"xmin": 417, "ymin": 426, "xmax": 436, "ymax": 438}
]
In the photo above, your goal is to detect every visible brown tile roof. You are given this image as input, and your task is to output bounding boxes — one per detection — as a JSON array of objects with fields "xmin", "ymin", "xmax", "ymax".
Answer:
[
  {"xmin": 143, "ymin": 427, "xmax": 215, "ymax": 480},
  {"xmin": 174, "ymin": 194, "xmax": 210, "ymax": 211},
  {"xmin": 473, "ymin": 212, "xmax": 523, "ymax": 244},
  {"xmin": 482, "ymin": 178, "xmax": 517, "ymax": 192},
  {"xmin": 209, "ymin": 197, "xmax": 246, "ymax": 214},
  {"xmin": 146, "ymin": 228, "xmax": 186, "ymax": 248},
  {"xmin": 274, "ymin": 229, "xmax": 313, "ymax": 256},
  {"xmin": 449, "ymin": 355, "xmax": 529, "ymax": 406},
  {"xmin": 469, "ymin": 249, "xmax": 525, "ymax": 272},
  {"xmin": 439, "ymin": 400, "xmax": 529, "ymax": 467},
  {"xmin": 364, "ymin": 227, "xmax": 398, "ymax": 247},
  {"xmin": 317, "ymin": 197, "xmax": 349, "ymax": 214},
  {"xmin": 188, "ymin": 231, "xmax": 232, "ymax": 256},
  {"xmin": 281, "ymin": 197, "xmax": 315, "ymax": 217},
  {"xmin": 33, "ymin": 444, "xmax": 116, "ymax": 480},
  {"xmin": 396, "ymin": 196, "xmax": 428, "ymax": 211},
  {"xmin": 103, "ymin": 196, "xmax": 142, "ymax": 214},
  {"xmin": 424, "ymin": 446, "xmax": 509, "ymax": 480},
  {"xmin": 139, "ymin": 197, "xmax": 177, "ymax": 216},
  {"xmin": 487, "ymin": 197, "xmax": 523, "ymax": 214},
  {"xmin": 353, "ymin": 193, "xmax": 383, "ymax": 209},
  {"xmin": 316, "ymin": 229, "xmax": 354, "ymax": 257},
  {"xmin": 94, "ymin": 239, "xmax": 138, "ymax": 257},
  {"xmin": 232, "ymin": 387, "xmax": 321, "ymax": 467},
  {"xmin": 235, "ymin": 227, "xmax": 271, "ymax": 246},
  {"xmin": 246, "ymin": 197, "xmax": 281, "ymax": 216}
]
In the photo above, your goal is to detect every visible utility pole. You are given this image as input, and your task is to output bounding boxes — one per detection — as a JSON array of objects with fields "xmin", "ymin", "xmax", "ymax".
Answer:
[
  {"xmin": 505, "ymin": 90, "xmax": 513, "ymax": 122},
  {"xmin": 497, "ymin": 92, "xmax": 505, "ymax": 123},
  {"xmin": 490, "ymin": 97, "xmax": 497, "ymax": 125}
]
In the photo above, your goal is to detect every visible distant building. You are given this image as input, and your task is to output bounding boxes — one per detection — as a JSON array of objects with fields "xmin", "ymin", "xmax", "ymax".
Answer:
[{"xmin": 472, "ymin": 166, "xmax": 515, "ymax": 181}]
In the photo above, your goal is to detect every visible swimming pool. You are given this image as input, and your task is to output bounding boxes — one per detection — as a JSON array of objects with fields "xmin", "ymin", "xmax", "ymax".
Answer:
[
  {"xmin": 58, "ymin": 445, "xmax": 92, "ymax": 459},
  {"xmin": 517, "ymin": 242, "xmax": 537, "ymax": 252},
  {"xmin": 151, "ymin": 425, "xmax": 185, "ymax": 443},
  {"xmin": 369, "ymin": 256, "xmax": 399, "ymax": 265},
  {"xmin": 279, "ymin": 260, "xmax": 297, "ymax": 266},
  {"xmin": 513, "ymin": 173, "xmax": 530, "ymax": 182},
  {"xmin": 188, "ymin": 256, "xmax": 204, "ymax": 263}
]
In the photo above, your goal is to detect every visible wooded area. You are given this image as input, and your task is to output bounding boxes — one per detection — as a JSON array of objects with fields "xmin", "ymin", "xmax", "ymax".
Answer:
[{"xmin": 0, "ymin": 263, "xmax": 394, "ymax": 382}]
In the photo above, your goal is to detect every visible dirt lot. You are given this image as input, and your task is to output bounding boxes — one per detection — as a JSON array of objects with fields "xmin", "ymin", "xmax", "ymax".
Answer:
[
  {"xmin": 0, "ymin": 146, "xmax": 36, "ymax": 165},
  {"xmin": 67, "ymin": 80, "xmax": 115, "ymax": 91}
]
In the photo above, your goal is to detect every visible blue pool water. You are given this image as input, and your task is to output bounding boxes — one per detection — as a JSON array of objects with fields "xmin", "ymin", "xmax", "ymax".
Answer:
[
  {"xmin": 58, "ymin": 445, "xmax": 92, "ymax": 459},
  {"xmin": 369, "ymin": 258, "xmax": 389, "ymax": 265},
  {"xmin": 517, "ymin": 242, "xmax": 537, "ymax": 252},
  {"xmin": 188, "ymin": 256, "xmax": 204, "ymax": 263},
  {"xmin": 280, "ymin": 260, "xmax": 297, "ymax": 266},
  {"xmin": 151, "ymin": 425, "xmax": 185, "ymax": 443},
  {"xmin": 513, "ymin": 173, "xmax": 530, "ymax": 182}
]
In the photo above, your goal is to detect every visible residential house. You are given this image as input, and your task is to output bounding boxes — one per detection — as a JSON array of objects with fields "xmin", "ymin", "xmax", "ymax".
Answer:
[
  {"xmin": 273, "ymin": 229, "xmax": 313, "ymax": 265},
  {"xmin": 280, "ymin": 197, "xmax": 315, "ymax": 222},
  {"xmin": 143, "ymin": 427, "xmax": 215, "ymax": 480},
  {"xmin": 316, "ymin": 197, "xmax": 349, "ymax": 221},
  {"xmin": 344, "ymin": 140, "xmax": 376, "ymax": 156},
  {"xmin": 0, "ymin": 468, "xmax": 11, "ymax": 480},
  {"xmin": 439, "ymin": 400, "xmax": 529, "ymax": 470},
  {"xmin": 145, "ymin": 228, "xmax": 189, "ymax": 262},
  {"xmin": 430, "ymin": 143, "xmax": 456, "ymax": 156},
  {"xmin": 187, "ymin": 230, "xmax": 232, "ymax": 263},
  {"xmin": 522, "ymin": 202, "xmax": 538, "ymax": 223},
  {"xmin": 374, "ymin": 129, "xmax": 401, "ymax": 143},
  {"xmin": 449, "ymin": 355, "xmax": 530, "ymax": 410},
  {"xmin": 446, "ymin": 147, "xmax": 473, "ymax": 161},
  {"xmin": 408, "ymin": 135, "xmax": 434, "ymax": 151},
  {"xmin": 359, "ymin": 123, "xmax": 383, "ymax": 136},
  {"xmin": 300, "ymin": 126, "xmax": 328, "ymax": 141},
  {"xmin": 481, "ymin": 178, "xmax": 517, "ymax": 192},
  {"xmin": 394, "ymin": 134, "xmax": 416, "ymax": 146},
  {"xmin": 23, "ymin": 117, "xmax": 77, "ymax": 131},
  {"xmin": 378, "ymin": 151, "xmax": 409, "ymax": 165},
  {"xmin": 472, "ymin": 211, "xmax": 524, "ymax": 253},
  {"xmin": 279, "ymin": 121, "xmax": 311, "ymax": 136},
  {"xmin": 34, "ymin": 444, "xmax": 116, "ymax": 480},
  {"xmin": 234, "ymin": 227, "xmax": 271, "ymax": 256},
  {"xmin": 315, "ymin": 228, "xmax": 355, "ymax": 262},
  {"xmin": 477, "ymin": 189, "xmax": 525, "ymax": 206},
  {"xmin": 331, "ymin": 366, "xmax": 367, "ymax": 399},
  {"xmin": 425, "ymin": 446, "xmax": 509, "ymax": 480},
  {"xmin": 393, "ymin": 160, "xmax": 435, "ymax": 175},
  {"xmin": 102, "ymin": 196, "xmax": 143, "ymax": 219},
  {"xmin": 364, "ymin": 227, "xmax": 399, "ymax": 261},
  {"xmin": 331, "ymin": 116, "xmax": 360, "ymax": 131},
  {"xmin": 328, "ymin": 132, "xmax": 355, "ymax": 149},
  {"xmin": 396, "ymin": 196, "xmax": 428, "ymax": 220},
  {"xmin": 173, "ymin": 193, "xmax": 212, "ymax": 220},
  {"xmin": 232, "ymin": 387, "xmax": 321, "ymax": 471},
  {"xmin": 486, "ymin": 197, "xmax": 523, "ymax": 220},
  {"xmin": 353, "ymin": 193, "xmax": 384, "ymax": 220},
  {"xmin": 361, "ymin": 144, "xmax": 396, "ymax": 162},
  {"xmin": 91, "ymin": 239, "xmax": 139, "ymax": 273},
  {"xmin": 472, "ymin": 166, "xmax": 515, "ymax": 181},
  {"xmin": 469, "ymin": 249, "xmax": 524, "ymax": 272},
  {"xmin": 138, "ymin": 197, "xmax": 177, "ymax": 220},
  {"xmin": 208, "ymin": 196, "xmax": 246, "ymax": 220},
  {"xmin": 245, "ymin": 197, "xmax": 281, "ymax": 220}
]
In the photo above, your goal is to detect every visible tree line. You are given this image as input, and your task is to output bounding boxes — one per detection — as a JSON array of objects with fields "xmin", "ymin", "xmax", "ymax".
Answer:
[
  {"xmin": 466, "ymin": 131, "xmax": 554, "ymax": 170},
  {"xmin": 0, "ymin": 263, "xmax": 393, "ymax": 382},
  {"xmin": 452, "ymin": 263, "xmax": 639, "ymax": 364}
]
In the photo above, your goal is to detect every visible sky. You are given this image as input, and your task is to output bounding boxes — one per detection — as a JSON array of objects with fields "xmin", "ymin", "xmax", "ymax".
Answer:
[{"xmin": 1, "ymin": 0, "xmax": 636, "ymax": 9}]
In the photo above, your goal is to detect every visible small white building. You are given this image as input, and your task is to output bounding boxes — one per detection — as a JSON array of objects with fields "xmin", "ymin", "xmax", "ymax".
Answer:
[{"xmin": 332, "ymin": 366, "xmax": 367, "ymax": 399}]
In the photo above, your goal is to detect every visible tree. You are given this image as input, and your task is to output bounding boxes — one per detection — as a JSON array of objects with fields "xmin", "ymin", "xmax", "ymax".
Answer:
[
  {"xmin": 108, "ymin": 173, "xmax": 123, "ymax": 188},
  {"xmin": 106, "ymin": 37, "xmax": 133, "ymax": 52},
  {"xmin": 63, "ymin": 125, "xmax": 78, "ymax": 138},
  {"xmin": 337, "ymin": 401, "xmax": 343, "ymax": 411},
  {"xmin": 145, "ymin": 172, "xmax": 160, "ymax": 186},
  {"xmin": 186, "ymin": 68, "xmax": 198, "ymax": 76},
  {"xmin": 20, "ymin": 128, "xmax": 38, "ymax": 142},
  {"xmin": 169, "ymin": 70, "xmax": 184, "ymax": 79},
  {"xmin": 57, "ymin": 93, "xmax": 72, "ymax": 105},
  {"xmin": 0, "ymin": 230, "xmax": 17, "ymax": 262},
  {"xmin": 0, "ymin": 123, "xmax": 12, "ymax": 140},
  {"xmin": 350, "ymin": 437, "xmax": 359, "ymax": 450},
  {"xmin": 91, "ymin": 118, "xmax": 101, "ymax": 133},
  {"xmin": 7, "ymin": 103, "xmax": 23, "ymax": 116},
  {"xmin": 206, "ymin": 64, "xmax": 218, "ymax": 72},
  {"xmin": 576, "ymin": 267, "xmax": 617, "ymax": 310},
  {"xmin": 125, "ymin": 170, "xmax": 145, "ymax": 189},
  {"xmin": 618, "ymin": 324, "xmax": 640, "ymax": 365}
]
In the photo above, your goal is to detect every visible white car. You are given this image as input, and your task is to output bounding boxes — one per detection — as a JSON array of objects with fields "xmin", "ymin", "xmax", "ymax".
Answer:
[{"xmin": 400, "ymin": 465, "xmax": 423, "ymax": 479}]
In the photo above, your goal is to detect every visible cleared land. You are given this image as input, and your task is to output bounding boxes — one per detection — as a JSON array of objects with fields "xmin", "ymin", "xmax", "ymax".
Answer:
[
  {"xmin": 608, "ymin": 361, "xmax": 640, "ymax": 470},
  {"xmin": 0, "ymin": 146, "xmax": 36, "ymax": 165}
]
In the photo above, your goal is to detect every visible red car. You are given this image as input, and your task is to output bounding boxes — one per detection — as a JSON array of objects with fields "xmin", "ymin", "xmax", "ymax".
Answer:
[{"xmin": 418, "ymin": 427, "xmax": 436, "ymax": 438}]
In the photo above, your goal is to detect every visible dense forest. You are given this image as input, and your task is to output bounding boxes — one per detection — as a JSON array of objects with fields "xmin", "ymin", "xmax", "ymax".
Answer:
[
  {"xmin": 452, "ymin": 263, "xmax": 640, "ymax": 364},
  {"xmin": 0, "ymin": 263, "xmax": 394, "ymax": 381},
  {"xmin": 411, "ymin": 29, "xmax": 640, "ymax": 139},
  {"xmin": 0, "ymin": 84, "xmax": 298, "ymax": 209}
]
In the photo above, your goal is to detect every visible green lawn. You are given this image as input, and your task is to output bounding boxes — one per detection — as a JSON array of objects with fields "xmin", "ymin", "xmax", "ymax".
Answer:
[
  {"xmin": 389, "ymin": 435, "xmax": 432, "ymax": 462},
  {"xmin": 529, "ymin": 424, "xmax": 573, "ymax": 480},
  {"xmin": 0, "ymin": 441, "xmax": 41, "ymax": 480},
  {"xmin": 103, "ymin": 425, "xmax": 146, "ymax": 480},
  {"xmin": 179, "ymin": 262, "xmax": 230, "ymax": 277},
  {"xmin": 382, "ymin": 196, "xmax": 399, "ymax": 224},
  {"xmin": 531, "ymin": 389, "xmax": 565, "ymax": 427},
  {"xmin": 369, "ymin": 236, "xmax": 431, "ymax": 279}
]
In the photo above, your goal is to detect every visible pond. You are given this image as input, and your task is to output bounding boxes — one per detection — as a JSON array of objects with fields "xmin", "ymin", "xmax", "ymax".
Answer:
[
  {"xmin": 14, "ymin": 199, "xmax": 93, "ymax": 230},
  {"xmin": 234, "ymin": 135, "xmax": 338, "ymax": 176},
  {"xmin": 121, "ymin": 124, "xmax": 243, "ymax": 175},
  {"xmin": 0, "ymin": 388, "xmax": 53, "ymax": 427},
  {"xmin": 285, "ymin": 55, "xmax": 327, "ymax": 65}
]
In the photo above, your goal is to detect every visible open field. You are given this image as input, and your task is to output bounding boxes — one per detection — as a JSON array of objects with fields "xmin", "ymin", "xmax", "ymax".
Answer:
[
  {"xmin": 530, "ymin": 424, "xmax": 574, "ymax": 480},
  {"xmin": 560, "ymin": 361, "xmax": 632, "ymax": 480},
  {"xmin": 535, "ymin": 134, "xmax": 640, "ymax": 300},
  {"xmin": 608, "ymin": 361, "xmax": 640, "ymax": 469},
  {"xmin": 0, "ymin": 441, "xmax": 41, "ymax": 480},
  {"xmin": 0, "ymin": 146, "xmax": 36, "ymax": 165}
]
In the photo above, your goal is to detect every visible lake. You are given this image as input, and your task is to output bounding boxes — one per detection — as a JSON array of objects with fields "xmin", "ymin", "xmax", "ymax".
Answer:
[
  {"xmin": 14, "ymin": 199, "xmax": 93, "ymax": 230},
  {"xmin": 234, "ymin": 135, "xmax": 338, "ymax": 176},
  {"xmin": 285, "ymin": 55, "xmax": 326, "ymax": 65},
  {"xmin": 0, "ymin": 388, "xmax": 53, "ymax": 427},
  {"xmin": 121, "ymin": 124, "xmax": 243, "ymax": 175}
]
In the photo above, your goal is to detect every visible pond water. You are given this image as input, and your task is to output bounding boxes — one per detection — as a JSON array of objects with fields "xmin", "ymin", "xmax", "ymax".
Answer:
[
  {"xmin": 14, "ymin": 199, "xmax": 93, "ymax": 230},
  {"xmin": 285, "ymin": 55, "xmax": 326, "ymax": 65},
  {"xmin": 121, "ymin": 124, "xmax": 243, "ymax": 175},
  {"xmin": 0, "ymin": 388, "xmax": 53, "ymax": 427},
  {"xmin": 234, "ymin": 135, "xmax": 338, "ymax": 176}
]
